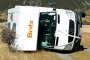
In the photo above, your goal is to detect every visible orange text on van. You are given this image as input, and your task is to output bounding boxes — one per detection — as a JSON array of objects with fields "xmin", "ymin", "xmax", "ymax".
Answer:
[{"xmin": 27, "ymin": 20, "xmax": 33, "ymax": 38}]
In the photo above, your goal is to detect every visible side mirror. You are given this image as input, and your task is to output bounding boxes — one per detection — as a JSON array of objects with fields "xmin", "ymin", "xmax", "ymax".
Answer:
[{"xmin": 80, "ymin": 12, "xmax": 86, "ymax": 17}]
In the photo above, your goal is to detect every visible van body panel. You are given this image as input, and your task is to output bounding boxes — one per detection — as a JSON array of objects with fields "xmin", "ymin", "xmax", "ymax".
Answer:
[
  {"xmin": 7, "ymin": 6, "xmax": 82, "ymax": 51},
  {"xmin": 8, "ymin": 6, "xmax": 39, "ymax": 51}
]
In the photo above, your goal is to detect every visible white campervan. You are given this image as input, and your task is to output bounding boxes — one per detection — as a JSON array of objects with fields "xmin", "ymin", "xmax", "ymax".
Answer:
[{"xmin": 7, "ymin": 6, "xmax": 82, "ymax": 51}]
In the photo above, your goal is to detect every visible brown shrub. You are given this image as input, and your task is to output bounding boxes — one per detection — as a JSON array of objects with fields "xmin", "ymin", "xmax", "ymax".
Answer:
[{"xmin": 1, "ymin": 27, "xmax": 15, "ymax": 45}]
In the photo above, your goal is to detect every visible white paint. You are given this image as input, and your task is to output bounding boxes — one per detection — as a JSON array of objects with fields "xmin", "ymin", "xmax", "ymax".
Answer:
[{"xmin": 7, "ymin": 6, "xmax": 82, "ymax": 51}]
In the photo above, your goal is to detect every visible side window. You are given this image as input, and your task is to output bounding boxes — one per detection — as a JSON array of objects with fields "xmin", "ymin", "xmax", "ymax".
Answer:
[
  {"xmin": 58, "ymin": 14, "xmax": 60, "ymax": 24},
  {"xmin": 12, "ymin": 23, "xmax": 16, "ymax": 32},
  {"xmin": 11, "ymin": 14, "xmax": 13, "ymax": 21}
]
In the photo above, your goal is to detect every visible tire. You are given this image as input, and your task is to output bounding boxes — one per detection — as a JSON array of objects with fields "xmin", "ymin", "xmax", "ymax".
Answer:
[{"xmin": 72, "ymin": 39, "xmax": 81, "ymax": 51}]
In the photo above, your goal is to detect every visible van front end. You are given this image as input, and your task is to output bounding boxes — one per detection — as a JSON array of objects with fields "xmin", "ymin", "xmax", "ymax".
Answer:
[
  {"xmin": 66, "ymin": 12, "xmax": 82, "ymax": 51},
  {"xmin": 54, "ymin": 11, "xmax": 82, "ymax": 51},
  {"xmin": 71, "ymin": 12, "xmax": 82, "ymax": 51}
]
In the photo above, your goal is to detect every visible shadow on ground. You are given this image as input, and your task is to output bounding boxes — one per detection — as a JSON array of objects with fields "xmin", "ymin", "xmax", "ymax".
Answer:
[
  {"xmin": 43, "ymin": 45, "xmax": 88, "ymax": 54},
  {"xmin": 9, "ymin": 45, "xmax": 89, "ymax": 54}
]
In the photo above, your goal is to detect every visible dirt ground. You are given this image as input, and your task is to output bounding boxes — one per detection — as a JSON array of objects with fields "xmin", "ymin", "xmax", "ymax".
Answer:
[{"xmin": 82, "ymin": 25, "xmax": 90, "ymax": 33}]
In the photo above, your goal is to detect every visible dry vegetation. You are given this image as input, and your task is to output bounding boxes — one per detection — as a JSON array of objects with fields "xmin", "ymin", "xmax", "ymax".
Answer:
[
  {"xmin": 0, "ymin": 42, "xmax": 61, "ymax": 60},
  {"xmin": 69, "ymin": 25, "xmax": 90, "ymax": 60},
  {"xmin": 81, "ymin": 25, "xmax": 90, "ymax": 47},
  {"xmin": 70, "ymin": 32, "xmax": 90, "ymax": 60},
  {"xmin": 83, "ymin": 9, "xmax": 90, "ymax": 22},
  {"xmin": 0, "ymin": 25, "xmax": 90, "ymax": 60},
  {"xmin": 81, "ymin": 33, "xmax": 90, "ymax": 48},
  {"xmin": 0, "ymin": 43, "xmax": 60, "ymax": 60},
  {"xmin": 82, "ymin": 16, "xmax": 90, "ymax": 22},
  {"xmin": 70, "ymin": 51, "xmax": 90, "ymax": 60},
  {"xmin": 0, "ymin": 10, "xmax": 7, "ymax": 20},
  {"xmin": 0, "ymin": 25, "xmax": 61, "ymax": 60},
  {"xmin": 82, "ymin": 25, "xmax": 90, "ymax": 33}
]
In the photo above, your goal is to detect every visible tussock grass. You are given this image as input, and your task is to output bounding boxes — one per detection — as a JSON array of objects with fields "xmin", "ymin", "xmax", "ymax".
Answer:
[
  {"xmin": 0, "ymin": 25, "xmax": 60, "ymax": 60},
  {"xmin": 0, "ymin": 39, "xmax": 61, "ymax": 60}
]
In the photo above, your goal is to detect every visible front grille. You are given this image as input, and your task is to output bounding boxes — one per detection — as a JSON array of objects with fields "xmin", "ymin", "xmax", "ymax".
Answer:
[
  {"xmin": 68, "ymin": 20, "xmax": 74, "ymax": 43},
  {"xmin": 68, "ymin": 36, "xmax": 74, "ymax": 43}
]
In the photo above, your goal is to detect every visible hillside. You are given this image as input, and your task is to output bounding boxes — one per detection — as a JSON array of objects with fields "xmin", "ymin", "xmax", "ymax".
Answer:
[
  {"xmin": 0, "ymin": 0, "xmax": 90, "ymax": 11},
  {"xmin": 0, "ymin": 0, "xmax": 90, "ymax": 24}
]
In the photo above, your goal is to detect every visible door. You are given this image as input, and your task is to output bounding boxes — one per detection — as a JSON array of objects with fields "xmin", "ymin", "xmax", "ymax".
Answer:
[
  {"xmin": 37, "ymin": 12, "xmax": 57, "ymax": 48},
  {"xmin": 54, "ymin": 11, "xmax": 70, "ymax": 49}
]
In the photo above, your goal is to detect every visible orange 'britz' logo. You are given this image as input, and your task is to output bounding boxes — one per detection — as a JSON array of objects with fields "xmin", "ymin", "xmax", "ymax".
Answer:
[{"xmin": 27, "ymin": 20, "xmax": 33, "ymax": 38}]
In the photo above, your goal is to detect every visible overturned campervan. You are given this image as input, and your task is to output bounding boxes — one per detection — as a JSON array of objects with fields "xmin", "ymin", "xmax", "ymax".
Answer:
[{"xmin": 7, "ymin": 6, "xmax": 84, "ymax": 51}]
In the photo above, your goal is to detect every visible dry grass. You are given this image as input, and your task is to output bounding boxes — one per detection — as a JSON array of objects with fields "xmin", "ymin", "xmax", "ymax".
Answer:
[
  {"xmin": 0, "ymin": 10, "xmax": 7, "ymax": 20},
  {"xmin": 82, "ymin": 25, "xmax": 90, "ymax": 33},
  {"xmin": 70, "ymin": 51, "xmax": 90, "ymax": 60},
  {"xmin": 0, "ymin": 25, "xmax": 61, "ymax": 60},
  {"xmin": 82, "ymin": 25, "xmax": 90, "ymax": 47},
  {"xmin": 69, "ymin": 25, "xmax": 90, "ymax": 60},
  {"xmin": 69, "ymin": 32, "xmax": 90, "ymax": 60},
  {"xmin": 82, "ymin": 16, "xmax": 90, "ymax": 22},
  {"xmin": 81, "ymin": 33, "xmax": 90, "ymax": 47},
  {"xmin": 0, "ymin": 39, "xmax": 61, "ymax": 60},
  {"xmin": 70, "ymin": 33, "xmax": 90, "ymax": 60}
]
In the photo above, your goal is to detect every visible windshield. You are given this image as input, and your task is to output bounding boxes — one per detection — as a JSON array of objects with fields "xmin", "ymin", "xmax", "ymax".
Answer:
[{"xmin": 39, "ymin": 12, "xmax": 56, "ymax": 28}]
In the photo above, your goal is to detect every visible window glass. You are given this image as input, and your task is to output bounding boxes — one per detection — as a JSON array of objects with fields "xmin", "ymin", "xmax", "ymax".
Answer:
[
  {"xmin": 11, "ymin": 14, "xmax": 13, "ymax": 21},
  {"xmin": 12, "ymin": 23, "xmax": 16, "ymax": 32},
  {"xmin": 69, "ymin": 20, "xmax": 74, "ymax": 35},
  {"xmin": 58, "ymin": 14, "xmax": 60, "ymax": 24}
]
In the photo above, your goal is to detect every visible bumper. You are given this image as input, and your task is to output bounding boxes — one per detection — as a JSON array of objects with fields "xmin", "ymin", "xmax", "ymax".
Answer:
[
  {"xmin": 63, "ymin": 43, "xmax": 73, "ymax": 50},
  {"xmin": 54, "ymin": 43, "xmax": 73, "ymax": 51}
]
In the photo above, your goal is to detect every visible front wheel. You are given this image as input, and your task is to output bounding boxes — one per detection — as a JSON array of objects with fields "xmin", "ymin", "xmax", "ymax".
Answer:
[{"xmin": 72, "ymin": 39, "xmax": 81, "ymax": 51}]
